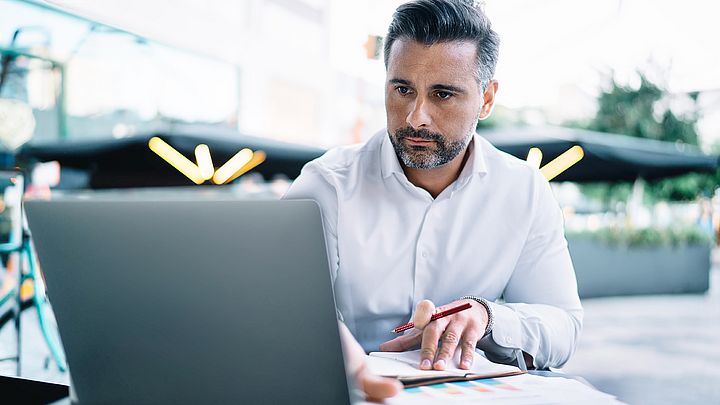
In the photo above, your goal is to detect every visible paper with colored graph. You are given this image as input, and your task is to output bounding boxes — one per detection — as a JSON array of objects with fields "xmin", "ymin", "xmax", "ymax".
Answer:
[{"xmin": 370, "ymin": 373, "xmax": 627, "ymax": 405}]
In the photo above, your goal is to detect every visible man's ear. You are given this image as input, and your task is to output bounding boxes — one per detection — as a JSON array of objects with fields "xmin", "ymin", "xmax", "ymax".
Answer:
[{"xmin": 478, "ymin": 80, "xmax": 499, "ymax": 120}]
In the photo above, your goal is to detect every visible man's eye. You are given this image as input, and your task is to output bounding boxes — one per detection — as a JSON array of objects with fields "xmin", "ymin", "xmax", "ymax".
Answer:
[
  {"xmin": 396, "ymin": 86, "xmax": 411, "ymax": 95},
  {"xmin": 436, "ymin": 91, "xmax": 453, "ymax": 100}
]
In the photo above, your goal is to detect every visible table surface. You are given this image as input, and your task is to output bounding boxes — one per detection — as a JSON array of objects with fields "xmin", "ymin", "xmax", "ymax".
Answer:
[{"xmin": 24, "ymin": 370, "xmax": 595, "ymax": 405}]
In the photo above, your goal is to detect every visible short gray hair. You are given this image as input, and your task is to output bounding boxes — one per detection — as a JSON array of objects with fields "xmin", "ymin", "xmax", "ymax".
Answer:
[{"xmin": 383, "ymin": 0, "xmax": 500, "ymax": 91}]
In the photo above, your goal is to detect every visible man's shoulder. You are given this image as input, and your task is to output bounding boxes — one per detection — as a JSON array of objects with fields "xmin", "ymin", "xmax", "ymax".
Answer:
[
  {"xmin": 307, "ymin": 130, "xmax": 385, "ymax": 175},
  {"xmin": 476, "ymin": 135, "xmax": 539, "ymax": 182}
]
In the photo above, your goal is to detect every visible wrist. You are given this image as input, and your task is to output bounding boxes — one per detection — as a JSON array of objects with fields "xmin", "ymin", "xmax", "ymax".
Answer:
[{"xmin": 460, "ymin": 295, "xmax": 494, "ymax": 337}]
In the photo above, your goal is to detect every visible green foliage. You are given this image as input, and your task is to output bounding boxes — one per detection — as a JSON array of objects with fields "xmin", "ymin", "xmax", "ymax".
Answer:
[
  {"xmin": 576, "ymin": 71, "xmax": 715, "ymax": 202},
  {"xmin": 590, "ymin": 75, "xmax": 666, "ymax": 140},
  {"xmin": 475, "ymin": 115, "xmax": 498, "ymax": 131},
  {"xmin": 476, "ymin": 116, "xmax": 498, "ymax": 130},
  {"xmin": 659, "ymin": 109, "xmax": 700, "ymax": 145},
  {"xmin": 475, "ymin": 105, "xmax": 531, "ymax": 130},
  {"xmin": 588, "ymin": 74, "xmax": 700, "ymax": 145},
  {"xmin": 567, "ymin": 226, "xmax": 713, "ymax": 248},
  {"xmin": 647, "ymin": 171, "xmax": 720, "ymax": 201}
]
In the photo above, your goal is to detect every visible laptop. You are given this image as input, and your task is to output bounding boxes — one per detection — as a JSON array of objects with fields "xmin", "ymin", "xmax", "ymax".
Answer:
[{"xmin": 25, "ymin": 196, "xmax": 351, "ymax": 404}]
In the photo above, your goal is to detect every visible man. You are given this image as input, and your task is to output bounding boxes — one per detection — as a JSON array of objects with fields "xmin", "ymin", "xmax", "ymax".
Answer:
[{"xmin": 284, "ymin": 0, "xmax": 582, "ymax": 399}]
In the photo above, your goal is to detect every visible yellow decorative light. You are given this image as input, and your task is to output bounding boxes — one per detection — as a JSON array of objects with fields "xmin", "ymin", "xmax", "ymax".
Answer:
[
  {"xmin": 539, "ymin": 145, "xmax": 585, "ymax": 181},
  {"xmin": 148, "ymin": 137, "xmax": 204, "ymax": 184},
  {"xmin": 212, "ymin": 148, "xmax": 254, "ymax": 185},
  {"xmin": 195, "ymin": 144, "xmax": 215, "ymax": 181},
  {"xmin": 526, "ymin": 147, "xmax": 543, "ymax": 169},
  {"xmin": 224, "ymin": 151, "xmax": 267, "ymax": 184},
  {"xmin": 149, "ymin": 138, "xmax": 266, "ymax": 185}
]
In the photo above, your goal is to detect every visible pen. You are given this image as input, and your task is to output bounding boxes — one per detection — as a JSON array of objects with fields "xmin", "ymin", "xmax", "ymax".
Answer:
[{"xmin": 391, "ymin": 302, "xmax": 472, "ymax": 334}]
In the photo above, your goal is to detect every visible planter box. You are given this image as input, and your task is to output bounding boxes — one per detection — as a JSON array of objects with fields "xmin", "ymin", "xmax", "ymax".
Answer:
[{"xmin": 567, "ymin": 238, "xmax": 711, "ymax": 298}]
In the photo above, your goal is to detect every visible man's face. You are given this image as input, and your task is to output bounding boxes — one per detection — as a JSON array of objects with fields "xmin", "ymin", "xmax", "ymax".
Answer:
[{"xmin": 385, "ymin": 39, "xmax": 494, "ymax": 169}]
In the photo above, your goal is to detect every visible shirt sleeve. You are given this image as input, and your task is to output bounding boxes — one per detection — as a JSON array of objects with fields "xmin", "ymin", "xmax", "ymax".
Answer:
[
  {"xmin": 281, "ymin": 162, "xmax": 341, "ymax": 286},
  {"xmin": 477, "ymin": 170, "xmax": 583, "ymax": 369}
]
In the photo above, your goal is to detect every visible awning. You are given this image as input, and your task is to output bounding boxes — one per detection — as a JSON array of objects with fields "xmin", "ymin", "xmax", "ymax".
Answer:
[
  {"xmin": 17, "ymin": 124, "xmax": 325, "ymax": 188},
  {"xmin": 478, "ymin": 126, "xmax": 719, "ymax": 182}
]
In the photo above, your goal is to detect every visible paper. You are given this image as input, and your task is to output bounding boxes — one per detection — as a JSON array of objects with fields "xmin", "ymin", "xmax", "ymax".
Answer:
[
  {"xmin": 359, "ymin": 349, "xmax": 626, "ymax": 404},
  {"xmin": 371, "ymin": 373, "xmax": 627, "ymax": 405},
  {"xmin": 366, "ymin": 349, "xmax": 521, "ymax": 380}
]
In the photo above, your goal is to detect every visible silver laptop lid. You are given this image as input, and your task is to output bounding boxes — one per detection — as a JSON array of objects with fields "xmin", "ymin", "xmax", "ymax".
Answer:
[{"xmin": 25, "ymin": 196, "xmax": 350, "ymax": 404}]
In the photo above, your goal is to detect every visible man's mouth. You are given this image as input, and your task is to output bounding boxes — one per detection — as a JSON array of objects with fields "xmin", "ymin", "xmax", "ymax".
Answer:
[{"xmin": 404, "ymin": 137, "xmax": 436, "ymax": 145}]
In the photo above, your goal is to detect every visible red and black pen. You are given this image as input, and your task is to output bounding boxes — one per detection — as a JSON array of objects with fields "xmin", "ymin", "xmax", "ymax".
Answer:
[{"xmin": 391, "ymin": 302, "xmax": 472, "ymax": 334}]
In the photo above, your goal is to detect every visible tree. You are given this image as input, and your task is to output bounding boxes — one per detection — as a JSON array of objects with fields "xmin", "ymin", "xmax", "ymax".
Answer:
[
  {"xmin": 590, "ymin": 74, "xmax": 700, "ymax": 145},
  {"xmin": 577, "ymin": 72, "xmax": 716, "ymax": 204}
]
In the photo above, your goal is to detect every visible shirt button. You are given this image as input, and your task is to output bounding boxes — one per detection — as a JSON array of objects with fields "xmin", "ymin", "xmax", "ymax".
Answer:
[
  {"xmin": 421, "ymin": 251, "xmax": 428, "ymax": 258},
  {"xmin": 505, "ymin": 337, "xmax": 512, "ymax": 343}
]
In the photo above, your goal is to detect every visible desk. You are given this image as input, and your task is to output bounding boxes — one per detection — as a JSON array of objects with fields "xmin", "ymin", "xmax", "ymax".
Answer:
[
  {"xmin": 527, "ymin": 369, "xmax": 595, "ymax": 385},
  {"xmin": 15, "ymin": 371, "xmax": 615, "ymax": 405}
]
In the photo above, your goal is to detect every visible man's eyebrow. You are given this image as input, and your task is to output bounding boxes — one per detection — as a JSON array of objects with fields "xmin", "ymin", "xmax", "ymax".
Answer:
[
  {"xmin": 431, "ymin": 84, "xmax": 466, "ymax": 93},
  {"xmin": 388, "ymin": 79, "xmax": 466, "ymax": 94},
  {"xmin": 389, "ymin": 78, "xmax": 412, "ymax": 86}
]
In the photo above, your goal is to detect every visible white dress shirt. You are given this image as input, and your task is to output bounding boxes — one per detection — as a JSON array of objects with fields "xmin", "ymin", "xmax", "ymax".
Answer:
[{"xmin": 283, "ymin": 130, "xmax": 583, "ymax": 369}]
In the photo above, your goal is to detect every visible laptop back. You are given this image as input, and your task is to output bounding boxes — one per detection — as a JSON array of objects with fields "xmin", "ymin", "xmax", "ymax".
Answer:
[{"xmin": 25, "ymin": 197, "xmax": 350, "ymax": 404}]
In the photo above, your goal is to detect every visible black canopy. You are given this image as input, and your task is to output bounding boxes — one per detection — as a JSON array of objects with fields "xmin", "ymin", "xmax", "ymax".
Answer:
[
  {"xmin": 17, "ymin": 124, "xmax": 719, "ymax": 188},
  {"xmin": 17, "ymin": 125, "xmax": 325, "ymax": 188},
  {"xmin": 478, "ymin": 126, "xmax": 719, "ymax": 182}
]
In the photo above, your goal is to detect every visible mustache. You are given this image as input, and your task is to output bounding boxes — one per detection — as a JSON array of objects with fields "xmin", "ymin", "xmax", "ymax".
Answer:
[{"xmin": 395, "ymin": 127, "xmax": 444, "ymax": 142}]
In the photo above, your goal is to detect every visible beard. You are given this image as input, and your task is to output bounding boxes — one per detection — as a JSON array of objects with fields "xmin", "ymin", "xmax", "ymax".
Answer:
[{"xmin": 389, "ymin": 126, "xmax": 472, "ymax": 169}]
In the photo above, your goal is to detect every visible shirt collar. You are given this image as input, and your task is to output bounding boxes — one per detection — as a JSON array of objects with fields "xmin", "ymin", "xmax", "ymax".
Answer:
[
  {"xmin": 380, "ymin": 130, "xmax": 488, "ymax": 180},
  {"xmin": 380, "ymin": 130, "xmax": 405, "ymax": 179}
]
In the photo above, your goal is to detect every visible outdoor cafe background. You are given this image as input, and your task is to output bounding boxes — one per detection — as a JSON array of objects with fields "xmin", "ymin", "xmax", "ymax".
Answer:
[{"xmin": 1, "ymin": 0, "xmax": 719, "ymax": 404}]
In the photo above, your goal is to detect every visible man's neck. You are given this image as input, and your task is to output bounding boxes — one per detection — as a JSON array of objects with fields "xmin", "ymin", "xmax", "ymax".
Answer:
[{"xmin": 402, "ymin": 146, "xmax": 471, "ymax": 199}]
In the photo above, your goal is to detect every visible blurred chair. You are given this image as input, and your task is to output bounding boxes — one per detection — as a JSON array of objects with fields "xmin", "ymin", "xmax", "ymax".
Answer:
[{"xmin": 0, "ymin": 170, "xmax": 66, "ymax": 374}]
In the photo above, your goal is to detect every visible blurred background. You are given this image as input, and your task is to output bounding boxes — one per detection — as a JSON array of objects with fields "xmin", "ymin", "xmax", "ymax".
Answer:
[{"xmin": 0, "ymin": 0, "xmax": 719, "ymax": 404}]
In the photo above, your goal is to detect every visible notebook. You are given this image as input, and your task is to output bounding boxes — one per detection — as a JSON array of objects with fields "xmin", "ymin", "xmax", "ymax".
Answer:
[{"xmin": 366, "ymin": 348, "xmax": 525, "ymax": 388}]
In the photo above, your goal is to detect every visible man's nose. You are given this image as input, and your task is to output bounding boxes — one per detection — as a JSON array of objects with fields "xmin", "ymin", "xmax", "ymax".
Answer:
[{"xmin": 406, "ymin": 96, "xmax": 432, "ymax": 129}]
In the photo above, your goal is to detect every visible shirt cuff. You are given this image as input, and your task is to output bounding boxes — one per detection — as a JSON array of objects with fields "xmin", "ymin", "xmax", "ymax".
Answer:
[
  {"xmin": 487, "ymin": 301, "xmax": 523, "ymax": 349},
  {"xmin": 476, "ymin": 302, "xmax": 524, "ymax": 366}
]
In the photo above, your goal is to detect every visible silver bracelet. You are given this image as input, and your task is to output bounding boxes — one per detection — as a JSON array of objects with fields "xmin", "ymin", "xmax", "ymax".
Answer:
[{"xmin": 461, "ymin": 295, "xmax": 494, "ymax": 337}]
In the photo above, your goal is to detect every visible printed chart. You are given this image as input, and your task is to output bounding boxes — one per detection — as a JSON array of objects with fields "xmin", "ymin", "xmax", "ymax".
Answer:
[{"xmin": 384, "ymin": 374, "xmax": 626, "ymax": 404}]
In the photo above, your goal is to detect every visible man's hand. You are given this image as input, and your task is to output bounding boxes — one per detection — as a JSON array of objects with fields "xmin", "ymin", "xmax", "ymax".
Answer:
[
  {"xmin": 379, "ymin": 299, "xmax": 489, "ymax": 371},
  {"xmin": 339, "ymin": 323, "xmax": 402, "ymax": 401}
]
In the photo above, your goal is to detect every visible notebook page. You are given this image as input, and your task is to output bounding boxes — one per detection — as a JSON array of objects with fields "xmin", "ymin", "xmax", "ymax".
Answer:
[{"xmin": 367, "ymin": 348, "xmax": 520, "ymax": 378}]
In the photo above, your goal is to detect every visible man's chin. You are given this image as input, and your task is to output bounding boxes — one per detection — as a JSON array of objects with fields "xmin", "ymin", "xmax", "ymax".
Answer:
[{"xmin": 402, "ymin": 156, "xmax": 446, "ymax": 170}]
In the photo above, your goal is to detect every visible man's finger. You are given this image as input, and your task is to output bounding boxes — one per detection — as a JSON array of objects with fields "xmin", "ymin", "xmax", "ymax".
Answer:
[
  {"xmin": 419, "ymin": 321, "xmax": 445, "ymax": 370},
  {"xmin": 433, "ymin": 323, "xmax": 464, "ymax": 370},
  {"xmin": 358, "ymin": 365, "xmax": 402, "ymax": 401},
  {"xmin": 459, "ymin": 333, "xmax": 479, "ymax": 370},
  {"xmin": 379, "ymin": 329, "xmax": 422, "ymax": 352},
  {"xmin": 411, "ymin": 299, "xmax": 436, "ymax": 330}
]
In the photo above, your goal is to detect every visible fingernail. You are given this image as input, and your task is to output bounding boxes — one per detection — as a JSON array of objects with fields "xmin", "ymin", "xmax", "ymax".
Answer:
[
  {"xmin": 434, "ymin": 359, "xmax": 446, "ymax": 370},
  {"xmin": 461, "ymin": 360, "xmax": 470, "ymax": 369},
  {"xmin": 420, "ymin": 359, "xmax": 431, "ymax": 369}
]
